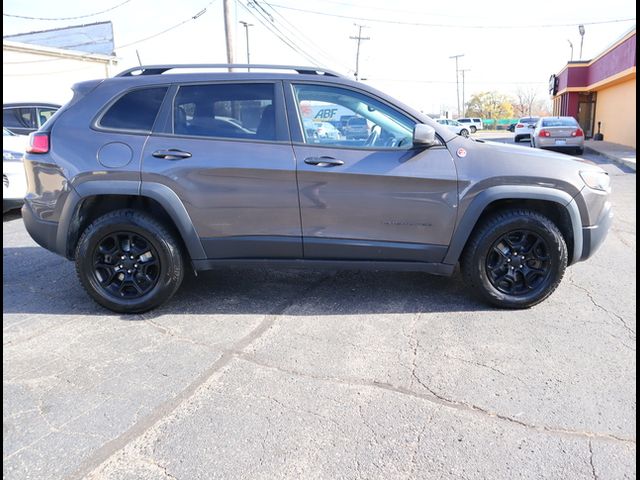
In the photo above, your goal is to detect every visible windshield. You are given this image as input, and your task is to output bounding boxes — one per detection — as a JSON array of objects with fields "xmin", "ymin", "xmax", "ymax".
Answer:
[{"xmin": 542, "ymin": 117, "xmax": 578, "ymax": 127}]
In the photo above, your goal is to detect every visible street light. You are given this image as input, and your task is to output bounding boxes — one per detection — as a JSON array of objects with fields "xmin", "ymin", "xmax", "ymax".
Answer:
[
  {"xmin": 578, "ymin": 24, "xmax": 585, "ymax": 59},
  {"xmin": 567, "ymin": 39, "xmax": 574, "ymax": 61},
  {"xmin": 239, "ymin": 21, "xmax": 253, "ymax": 71}
]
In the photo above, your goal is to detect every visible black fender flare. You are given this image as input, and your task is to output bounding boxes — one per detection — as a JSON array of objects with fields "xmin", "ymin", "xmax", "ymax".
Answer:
[
  {"xmin": 57, "ymin": 180, "xmax": 206, "ymax": 260},
  {"xmin": 443, "ymin": 186, "xmax": 583, "ymax": 265}
]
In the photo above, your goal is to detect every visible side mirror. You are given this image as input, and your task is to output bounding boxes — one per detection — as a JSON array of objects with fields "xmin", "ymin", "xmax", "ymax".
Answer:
[{"xmin": 413, "ymin": 123, "xmax": 437, "ymax": 147}]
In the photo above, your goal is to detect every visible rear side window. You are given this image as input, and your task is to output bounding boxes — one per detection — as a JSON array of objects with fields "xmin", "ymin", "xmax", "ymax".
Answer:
[
  {"xmin": 99, "ymin": 87, "xmax": 168, "ymax": 132},
  {"xmin": 3, "ymin": 107, "xmax": 37, "ymax": 129},
  {"xmin": 173, "ymin": 83, "xmax": 275, "ymax": 141},
  {"xmin": 520, "ymin": 117, "xmax": 538, "ymax": 124}
]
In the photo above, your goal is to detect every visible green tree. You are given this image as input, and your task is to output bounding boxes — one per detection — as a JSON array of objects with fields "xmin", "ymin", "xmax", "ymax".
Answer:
[{"xmin": 466, "ymin": 91, "xmax": 515, "ymax": 128}]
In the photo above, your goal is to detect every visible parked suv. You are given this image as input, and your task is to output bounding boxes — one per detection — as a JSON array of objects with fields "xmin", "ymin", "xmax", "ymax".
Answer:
[
  {"xmin": 457, "ymin": 118, "xmax": 483, "ymax": 133},
  {"xmin": 3, "ymin": 102, "xmax": 61, "ymax": 135},
  {"xmin": 22, "ymin": 64, "xmax": 612, "ymax": 313},
  {"xmin": 343, "ymin": 116, "xmax": 369, "ymax": 140}
]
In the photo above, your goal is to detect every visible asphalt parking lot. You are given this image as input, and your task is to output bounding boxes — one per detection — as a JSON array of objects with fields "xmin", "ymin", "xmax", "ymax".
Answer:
[{"xmin": 3, "ymin": 134, "xmax": 636, "ymax": 479}]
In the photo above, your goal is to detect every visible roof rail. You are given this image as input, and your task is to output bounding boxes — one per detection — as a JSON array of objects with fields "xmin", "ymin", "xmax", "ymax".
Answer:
[{"xmin": 115, "ymin": 64, "xmax": 344, "ymax": 78}]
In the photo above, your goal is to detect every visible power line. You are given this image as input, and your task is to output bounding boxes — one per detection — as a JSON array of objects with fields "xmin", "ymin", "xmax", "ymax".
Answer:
[
  {"xmin": 115, "ymin": 2, "xmax": 214, "ymax": 50},
  {"xmin": 237, "ymin": 0, "xmax": 324, "ymax": 66},
  {"xmin": 260, "ymin": 1, "xmax": 352, "ymax": 71},
  {"xmin": 3, "ymin": 0, "xmax": 133, "ymax": 21},
  {"xmin": 267, "ymin": 4, "xmax": 635, "ymax": 29}
]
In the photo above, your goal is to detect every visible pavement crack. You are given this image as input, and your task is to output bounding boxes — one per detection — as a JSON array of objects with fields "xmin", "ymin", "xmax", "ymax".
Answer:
[
  {"xmin": 142, "ymin": 317, "xmax": 212, "ymax": 348},
  {"xmin": 588, "ymin": 440, "xmax": 599, "ymax": 480},
  {"xmin": 443, "ymin": 354, "xmax": 527, "ymax": 385},
  {"xmin": 235, "ymin": 354, "xmax": 636, "ymax": 445},
  {"xmin": 567, "ymin": 274, "xmax": 636, "ymax": 338},
  {"xmin": 71, "ymin": 274, "xmax": 333, "ymax": 480}
]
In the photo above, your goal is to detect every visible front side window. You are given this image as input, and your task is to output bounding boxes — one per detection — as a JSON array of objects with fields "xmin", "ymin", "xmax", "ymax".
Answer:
[
  {"xmin": 293, "ymin": 84, "xmax": 415, "ymax": 149},
  {"xmin": 173, "ymin": 83, "xmax": 275, "ymax": 141},
  {"xmin": 3, "ymin": 107, "xmax": 36, "ymax": 129},
  {"xmin": 100, "ymin": 87, "xmax": 168, "ymax": 132}
]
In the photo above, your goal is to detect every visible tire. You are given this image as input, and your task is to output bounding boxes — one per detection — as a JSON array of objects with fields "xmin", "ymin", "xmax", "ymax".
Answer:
[
  {"xmin": 575, "ymin": 148, "xmax": 584, "ymax": 155},
  {"xmin": 514, "ymin": 135, "xmax": 520, "ymax": 143},
  {"xmin": 460, "ymin": 129, "xmax": 469, "ymax": 138},
  {"xmin": 75, "ymin": 209, "xmax": 184, "ymax": 313},
  {"xmin": 470, "ymin": 126, "xmax": 477, "ymax": 134},
  {"xmin": 530, "ymin": 137, "xmax": 535, "ymax": 148},
  {"xmin": 461, "ymin": 209, "xmax": 567, "ymax": 309}
]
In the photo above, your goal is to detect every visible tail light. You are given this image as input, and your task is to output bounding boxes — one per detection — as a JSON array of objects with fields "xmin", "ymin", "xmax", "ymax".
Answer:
[
  {"xmin": 572, "ymin": 128, "xmax": 584, "ymax": 137},
  {"xmin": 516, "ymin": 123, "xmax": 524, "ymax": 128},
  {"xmin": 539, "ymin": 129, "xmax": 551, "ymax": 137},
  {"xmin": 27, "ymin": 132, "xmax": 50, "ymax": 153}
]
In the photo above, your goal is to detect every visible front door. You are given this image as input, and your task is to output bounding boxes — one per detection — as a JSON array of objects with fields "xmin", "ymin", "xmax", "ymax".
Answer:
[
  {"xmin": 142, "ymin": 81, "xmax": 302, "ymax": 259},
  {"xmin": 286, "ymin": 82, "xmax": 458, "ymax": 262}
]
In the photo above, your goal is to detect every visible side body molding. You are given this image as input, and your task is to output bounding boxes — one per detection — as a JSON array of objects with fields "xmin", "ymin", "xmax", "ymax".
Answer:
[
  {"xmin": 444, "ymin": 186, "xmax": 583, "ymax": 266},
  {"xmin": 57, "ymin": 180, "xmax": 206, "ymax": 260}
]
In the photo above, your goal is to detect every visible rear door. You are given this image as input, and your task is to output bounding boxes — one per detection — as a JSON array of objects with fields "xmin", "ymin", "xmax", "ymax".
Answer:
[
  {"xmin": 141, "ymin": 81, "xmax": 302, "ymax": 259},
  {"xmin": 285, "ymin": 82, "xmax": 458, "ymax": 262}
]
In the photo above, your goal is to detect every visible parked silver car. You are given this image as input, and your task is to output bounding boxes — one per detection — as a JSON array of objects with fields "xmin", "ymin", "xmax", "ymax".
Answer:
[{"xmin": 530, "ymin": 116, "xmax": 584, "ymax": 155}]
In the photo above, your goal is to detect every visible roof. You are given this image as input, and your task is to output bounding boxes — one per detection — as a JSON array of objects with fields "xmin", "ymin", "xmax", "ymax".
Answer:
[{"xmin": 3, "ymin": 21, "xmax": 115, "ymax": 56}]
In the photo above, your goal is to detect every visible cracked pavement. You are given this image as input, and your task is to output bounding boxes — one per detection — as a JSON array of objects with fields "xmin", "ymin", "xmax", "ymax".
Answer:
[{"xmin": 3, "ymin": 147, "xmax": 636, "ymax": 479}]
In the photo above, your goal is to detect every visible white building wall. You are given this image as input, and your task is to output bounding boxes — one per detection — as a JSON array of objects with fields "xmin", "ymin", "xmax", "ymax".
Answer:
[{"xmin": 3, "ymin": 47, "xmax": 116, "ymax": 106}]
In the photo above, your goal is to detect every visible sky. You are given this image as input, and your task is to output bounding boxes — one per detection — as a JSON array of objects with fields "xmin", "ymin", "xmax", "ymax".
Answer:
[{"xmin": 3, "ymin": 0, "xmax": 636, "ymax": 115}]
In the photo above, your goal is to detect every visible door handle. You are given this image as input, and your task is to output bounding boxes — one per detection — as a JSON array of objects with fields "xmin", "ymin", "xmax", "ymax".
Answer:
[
  {"xmin": 304, "ymin": 156, "xmax": 344, "ymax": 167},
  {"xmin": 152, "ymin": 149, "xmax": 192, "ymax": 160}
]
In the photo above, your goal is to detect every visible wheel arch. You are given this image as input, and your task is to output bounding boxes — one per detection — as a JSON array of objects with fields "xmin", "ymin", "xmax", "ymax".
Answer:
[
  {"xmin": 444, "ymin": 186, "xmax": 582, "ymax": 266},
  {"xmin": 58, "ymin": 181, "xmax": 206, "ymax": 261}
]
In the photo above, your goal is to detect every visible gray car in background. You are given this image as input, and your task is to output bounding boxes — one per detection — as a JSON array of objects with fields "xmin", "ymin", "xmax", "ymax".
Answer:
[
  {"xmin": 530, "ymin": 116, "xmax": 585, "ymax": 155},
  {"xmin": 21, "ymin": 64, "xmax": 612, "ymax": 313}
]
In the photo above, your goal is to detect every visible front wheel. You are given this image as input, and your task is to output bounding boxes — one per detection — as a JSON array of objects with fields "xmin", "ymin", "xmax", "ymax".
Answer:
[
  {"xmin": 75, "ymin": 209, "xmax": 184, "ymax": 313},
  {"xmin": 461, "ymin": 209, "xmax": 567, "ymax": 308}
]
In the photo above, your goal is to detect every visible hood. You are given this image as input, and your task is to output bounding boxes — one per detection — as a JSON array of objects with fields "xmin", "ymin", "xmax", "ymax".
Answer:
[{"xmin": 447, "ymin": 136, "xmax": 605, "ymax": 200}]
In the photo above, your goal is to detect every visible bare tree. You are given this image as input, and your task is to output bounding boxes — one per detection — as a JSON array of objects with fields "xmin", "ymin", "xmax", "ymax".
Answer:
[{"xmin": 514, "ymin": 87, "xmax": 538, "ymax": 117}]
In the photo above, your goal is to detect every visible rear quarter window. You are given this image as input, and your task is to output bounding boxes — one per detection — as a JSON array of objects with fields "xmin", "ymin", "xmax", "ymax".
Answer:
[{"xmin": 99, "ymin": 87, "xmax": 168, "ymax": 132}]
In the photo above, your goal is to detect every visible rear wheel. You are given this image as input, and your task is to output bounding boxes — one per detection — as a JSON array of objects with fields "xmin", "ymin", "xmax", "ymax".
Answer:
[
  {"xmin": 575, "ymin": 147, "xmax": 584, "ymax": 155},
  {"xmin": 470, "ymin": 126, "xmax": 477, "ymax": 134},
  {"xmin": 514, "ymin": 135, "xmax": 520, "ymax": 143},
  {"xmin": 75, "ymin": 209, "xmax": 184, "ymax": 313},
  {"xmin": 461, "ymin": 209, "xmax": 567, "ymax": 308},
  {"xmin": 460, "ymin": 129, "xmax": 469, "ymax": 138}
]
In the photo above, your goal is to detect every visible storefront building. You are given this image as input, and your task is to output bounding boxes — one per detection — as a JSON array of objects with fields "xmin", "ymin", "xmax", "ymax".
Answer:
[{"xmin": 550, "ymin": 27, "xmax": 636, "ymax": 147}]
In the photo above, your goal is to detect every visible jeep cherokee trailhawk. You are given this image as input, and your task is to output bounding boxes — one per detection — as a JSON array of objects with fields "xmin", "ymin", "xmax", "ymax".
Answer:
[{"xmin": 22, "ymin": 64, "xmax": 613, "ymax": 313}]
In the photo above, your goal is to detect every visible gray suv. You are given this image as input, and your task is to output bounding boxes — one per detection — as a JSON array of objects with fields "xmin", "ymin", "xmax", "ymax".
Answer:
[{"xmin": 22, "ymin": 64, "xmax": 613, "ymax": 313}]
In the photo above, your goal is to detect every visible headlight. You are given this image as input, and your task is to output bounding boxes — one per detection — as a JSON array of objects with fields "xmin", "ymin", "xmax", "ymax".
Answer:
[
  {"xmin": 3, "ymin": 150, "xmax": 22, "ymax": 161},
  {"xmin": 580, "ymin": 170, "xmax": 611, "ymax": 192}
]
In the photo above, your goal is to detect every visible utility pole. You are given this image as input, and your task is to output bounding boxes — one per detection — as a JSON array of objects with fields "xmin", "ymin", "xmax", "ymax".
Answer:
[
  {"xmin": 350, "ymin": 24, "xmax": 370, "ymax": 81},
  {"xmin": 449, "ymin": 54, "xmax": 464, "ymax": 117},
  {"xmin": 223, "ymin": 0, "xmax": 235, "ymax": 71},
  {"xmin": 239, "ymin": 21, "xmax": 253, "ymax": 71},
  {"xmin": 460, "ymin": 68, "xmax": 470, "ymax": 117}
]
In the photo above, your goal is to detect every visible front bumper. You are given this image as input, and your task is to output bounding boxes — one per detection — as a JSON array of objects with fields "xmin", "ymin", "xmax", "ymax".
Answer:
[{"xmin": 580, "ymin": 201, "xmax": 613, "ymax": 261}]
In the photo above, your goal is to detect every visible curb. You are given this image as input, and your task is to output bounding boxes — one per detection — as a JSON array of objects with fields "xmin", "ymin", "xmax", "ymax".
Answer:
[{"xmin": 584, "ymin": 146, "xmax": 637, "ymax": 172}]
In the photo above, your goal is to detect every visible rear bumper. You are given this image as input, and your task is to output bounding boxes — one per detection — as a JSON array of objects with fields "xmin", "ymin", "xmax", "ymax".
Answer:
[
  {"xmin": 22, "ymin": 200, "xmax": 61, "ymax": 255},
  {"xmin": 537, "ymin": 137, "xmax": 584, "ymax": 149},
  {"xmin": 580, "ymin": 201, "xmax": 613, "ymax": 261}
]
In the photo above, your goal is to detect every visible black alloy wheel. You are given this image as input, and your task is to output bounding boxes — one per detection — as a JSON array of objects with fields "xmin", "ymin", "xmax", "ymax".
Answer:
[
  {"xmin": 485, "ymin": 230, "xmax": 551, "ymax": 296},
  {"xmin": 92, "ymin": 231, "xmax": 160, "ymax": 299}
]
